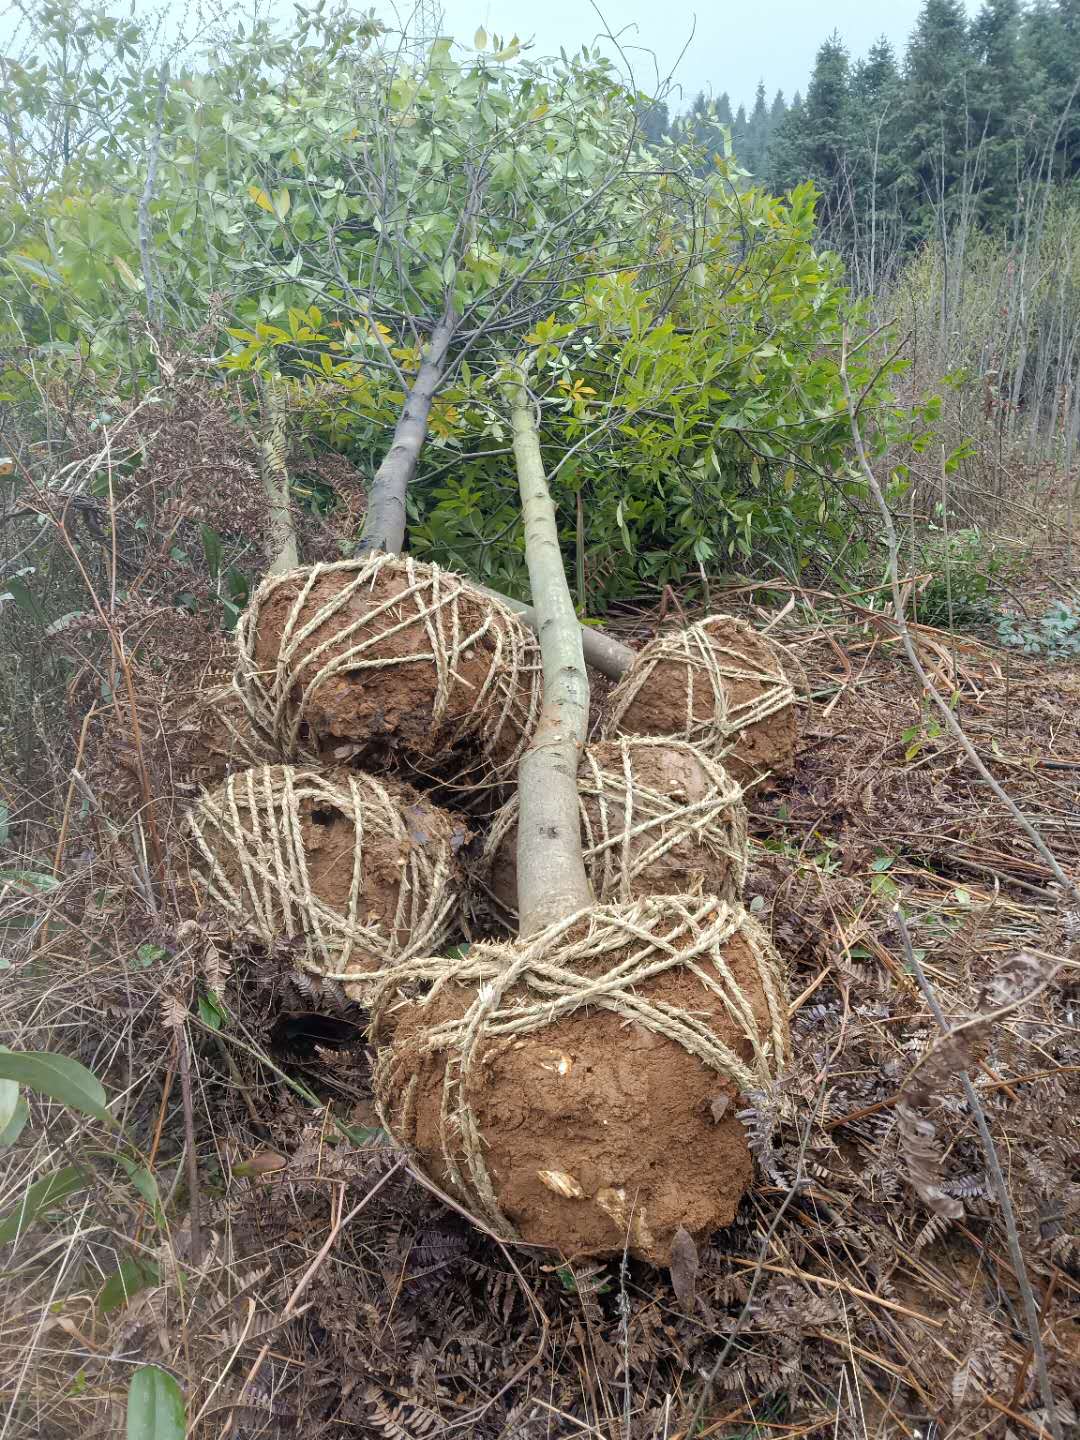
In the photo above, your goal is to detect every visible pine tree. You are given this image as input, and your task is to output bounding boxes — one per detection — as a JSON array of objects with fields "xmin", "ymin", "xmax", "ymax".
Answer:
[
  {"xmin": 969, "ymin": 0, "xmax": 1034, "ymax": 226},
  {"xmin": 898, "ymin": 0, "xmax": 976, "ymax": 237},
  {"xmin": 743, "ymin": 79, "xmax": 770, "ymax": 175},
  {"xmin": 849, "ymin": 37, "xmax": 904, "ymax": 267},
  {"xmin": 1023, "ymin": 0, "xmax": 1080, "ymax": 181}
]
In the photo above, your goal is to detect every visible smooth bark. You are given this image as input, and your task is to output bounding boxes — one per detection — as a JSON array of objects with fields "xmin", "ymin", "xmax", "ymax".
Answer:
[
  {"xmin": 474, "ymin": 583, "xmax": 636, "ymax": 679},
  {"xmin": 356, "ymin": 309, "xmax": 456, "ymax": 556},
  {"xmin": 504, "ymin": 363, "xmax": 593, "ymax": 936}
]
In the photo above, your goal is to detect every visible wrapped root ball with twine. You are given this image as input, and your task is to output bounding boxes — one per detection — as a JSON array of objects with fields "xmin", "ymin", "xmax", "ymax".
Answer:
[
  {"xmin": 234, "ymin": 556, "xmax": 542, "ymax": 800},
  {"xmin": 372, "ymin": 897, "xmax": 789, "ymax": 1264},
  {"xmin": 183, "ymin": 765, "xmax": 467, "ymax": 1002},
  {"xmin": 480, "ymin": 738, "xmax": 747, "ymax": 926},
  {"xmin": 600, "ymin": 616, "xmax": 802, "ymax": 789}
]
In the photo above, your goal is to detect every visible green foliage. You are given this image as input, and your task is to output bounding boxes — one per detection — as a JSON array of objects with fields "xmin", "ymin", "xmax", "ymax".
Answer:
[
  {"xmin": 997, "ymin": 601, "xmax": 1080, "ymax": 657},
  {"xmin": 0, "ymin": 1047, "xmax": 113, "ymax": 1125},
  {"xmin": 126, "ymin": 1366, "xmax": 186, "ymax": 1440},
  {"xmin": 913, "ymin": 527, "xmax": 1013, "ymax": 628},
  {"xmin": 0, "ymin": 1165, "xmax": 89, "ymax": 1244},
  {"xmin": 0, "ymin": 0, "xmax": 915, "ymax": 608}
]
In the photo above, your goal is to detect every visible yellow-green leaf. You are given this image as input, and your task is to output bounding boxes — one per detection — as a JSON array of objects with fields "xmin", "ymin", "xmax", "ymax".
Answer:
[
  {"xmin": 273, "ymin": 188, "xmax": 291, "ymax": 220},
  {"xmin": 474, "ymin": 26, "xmax": 487, "ymax": 49},
  {"xmin": 247, "ymin": 185, "xmax": 275, "ymax": 214}
]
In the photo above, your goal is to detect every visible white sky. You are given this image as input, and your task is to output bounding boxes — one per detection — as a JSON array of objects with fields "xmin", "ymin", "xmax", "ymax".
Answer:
[{"xmin": 376, "ymin": 0, "xmax": 980, "ymax": 110}]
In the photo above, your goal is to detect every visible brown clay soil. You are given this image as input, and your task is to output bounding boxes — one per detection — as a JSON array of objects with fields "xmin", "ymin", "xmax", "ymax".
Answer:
[
  {"xmin": 252, "ymin": 564, "xmax": 538, "ymax": 789},
  {"xmin": 189, "ymin": 766, "xmax": 465, "ymax": 982},
  {"xmin": 381, "ymin": 919, "xmax": 779, "ymax": 1265},
  {"xmin": 599, "ymin": 615, "xmax": 800, "ymax": 789},
  {"xmin": 484, "ymin": 738, "xmax": 745, "ymax": 922}
]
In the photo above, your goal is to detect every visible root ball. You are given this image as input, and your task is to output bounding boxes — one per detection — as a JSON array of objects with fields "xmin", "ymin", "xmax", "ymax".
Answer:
[
  {"xmin": 599, "ymin": 615, "xmax": 801, "ymax": 788},
  {"xmin": 481, "ymin": 738, "xmax": 747, "ymax": 924},
  {"xmin": 234, "ymin": 556, "xmax": 541, "ymax": 796},
  {"xmin": 183, "ymin": 765, "xmax": 467, "ymax": 1001},
  {"xmin": 372, "ymin": 896, "xmax": 789, "ymax": 1263}
]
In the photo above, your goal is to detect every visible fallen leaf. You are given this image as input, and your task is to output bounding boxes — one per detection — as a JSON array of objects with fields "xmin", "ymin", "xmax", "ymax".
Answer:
[{"xmin": 669, "ymin": 1225, "xmax": 698, "ymax": 1312}]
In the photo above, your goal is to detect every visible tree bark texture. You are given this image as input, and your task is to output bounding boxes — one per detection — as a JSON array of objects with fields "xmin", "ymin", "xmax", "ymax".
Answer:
[
  {"xmin": 356, "ymin": 309, "xmax": 456, "ymax": 556},
  {"xmin": 504, "ymin": 363, "xmax": 594, "ymax": 936}
]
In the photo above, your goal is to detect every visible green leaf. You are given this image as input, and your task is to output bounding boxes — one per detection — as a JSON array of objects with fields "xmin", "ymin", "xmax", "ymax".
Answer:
[
  {"xmin": 0, "ymin": 1080, "xmax": 18, "ymax": 1134},
  {"xmin": 0, "ymin": 802, "xmax": 8, "ymax": 846},
  {"xmin": 98, "ymin": 1258, "xmax": 158, "ymax": 1314},
  {"xmin": 0, "ymin": 1050, "xmax": 113, "ymax": 1126},
  {"xmin": 126, "ymin": 1366, "xmax": 186, "ymax": 1440},
  {"xmin": 201, "ymin": 525, "xmax": 223, "ymax": 580},
  {"xmin": 197, "ymin": 993, "xmax": 226, "ymax": 1031},
  {"xmin": 114, "ymin": 1155, "xmax": 164, "ymax": 1225},
  {"xmin": 2, "ymin": 574, "xmax": 48, "ymax": 627},
  {"xmin": 0, "ymin": 1165, "xmax": 88, "ymax": 1244},
  {"xmin": 0, "ymin": 867, "xmax": 57, "ymax": 892},
  {"xmin": 0, "ymin": 1097, "xmax": 29, "ymax": 1148}
]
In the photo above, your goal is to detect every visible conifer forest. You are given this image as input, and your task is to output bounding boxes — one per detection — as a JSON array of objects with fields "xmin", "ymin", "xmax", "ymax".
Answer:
[{"xmin": 0, "ymin": 2, "xmax": 1078, "ymax": 1437}]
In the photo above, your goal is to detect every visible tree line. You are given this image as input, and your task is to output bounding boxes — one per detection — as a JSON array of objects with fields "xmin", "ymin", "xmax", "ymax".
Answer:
[{"xmin": 646, "ymin": 1, "xmax": 1080, "ymax": 262}]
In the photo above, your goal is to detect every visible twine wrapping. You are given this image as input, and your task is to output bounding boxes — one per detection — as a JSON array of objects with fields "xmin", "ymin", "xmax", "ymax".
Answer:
[
  {"xmin": 372, "ymin": 895, "xmax": 790, "ymax": 1240},
  {"xmin": 183, "ymin": 765, "xmax": 462, "ymax": 990},
  {"xmin": 190, "ymin": 680, "xmax": 275, "ymax": 782},
  {"xmin": 480, "ymin": 737, "xmax": 748, "ymax": 922},
  {"xmin": 232, "ymin": 554, "xmax": 542, "ymax": 783},
  {"xmin": 599, "ymin": 615, "xmax": 798, "ymax": 775}
]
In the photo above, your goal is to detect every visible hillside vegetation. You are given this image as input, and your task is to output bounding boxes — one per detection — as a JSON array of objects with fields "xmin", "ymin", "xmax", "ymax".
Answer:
[{"xmin": 0, "ymin": 3, "xmax": 1077, "ymax": 1438}]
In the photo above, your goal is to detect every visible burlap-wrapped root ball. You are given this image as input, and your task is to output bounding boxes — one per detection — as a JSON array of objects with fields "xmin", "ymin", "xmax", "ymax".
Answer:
[
  {"xmin": 183, "ymin": 765, "xmax": 467, "ymax": 1002},
  {"xmin": 600, "ymin": 615, "xmax": 802, "ymax": 788},
  {"xmin": 233, "ymin": 555, "xmax": 542, "ymax": 801},
  {"xmin": 372, "ymin": 896, "xmax": 789, "ymax": 1263},
  {"xmin": 479, "ymin": 739, "xmax": 748, "ymax": 926}
]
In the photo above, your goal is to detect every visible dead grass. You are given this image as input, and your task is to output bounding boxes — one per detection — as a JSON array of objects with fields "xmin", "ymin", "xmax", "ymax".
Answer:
[{"xmin": 1, "ymin": 572, "xmax": 1079, "ymax": 1439}]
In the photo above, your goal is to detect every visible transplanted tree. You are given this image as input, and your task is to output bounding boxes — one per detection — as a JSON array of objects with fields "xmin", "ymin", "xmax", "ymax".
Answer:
[{"xmin": 203, "ymin": 26, "xmax": 701, "ymax": 562}]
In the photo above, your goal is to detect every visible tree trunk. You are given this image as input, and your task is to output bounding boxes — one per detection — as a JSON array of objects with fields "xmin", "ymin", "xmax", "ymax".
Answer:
[
  {"xmin": 474, "ymin": 583, "xmax": 635, "ymax": 679},
  {"xmin": 259, "ymin": 376, "xmax": 299, "ymax": 575},
  {"xmin": 504, "ymin": 362, "xmax": 593, "ymax": 936},
  {"xmin": 356, "ymin": 309, "xmax": 456, "ymax": 557}
]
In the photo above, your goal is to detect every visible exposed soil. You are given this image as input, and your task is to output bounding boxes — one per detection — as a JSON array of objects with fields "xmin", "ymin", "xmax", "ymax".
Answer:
[
  {"xmin": 379, "ymin": 912, "xmax": 785, "ymax": 1264},
  {"xmin": 186, "ymin": 766, "xmax": 466, "ymax": 995},
  {"xmin": 248, "ymin": 560, "xmax": 540, "ymax": 794},
  {"xmin": 599, "ymin": 615, "xmax": 800, "ymax": 789},
  {"xmin": 482, "ymin": 738, "xmax": 747, "ymax": 923}
]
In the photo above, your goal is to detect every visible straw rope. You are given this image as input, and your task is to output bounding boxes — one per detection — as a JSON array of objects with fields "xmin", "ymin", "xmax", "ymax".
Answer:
[
  {"xmin": 182, "ymin": 764, "xmax": 461, "ymax": 989},
  {"xmin": 232, "ymin": 555, "xmax": 542, "ymax": 779},
  {"xmin": 372, "ymin": 895, "xmax": 790, "ymax": 1239},
  {"xmin": 480, "ymin": 737, "xmax": 748, "ymax": 921},
  {"xmin": 600, "ymin": 615, "xmax": 797, "ymax": 764},
  {"xmin": 190, "ymin": 681, "xmax": 275, "ymax": 779}
]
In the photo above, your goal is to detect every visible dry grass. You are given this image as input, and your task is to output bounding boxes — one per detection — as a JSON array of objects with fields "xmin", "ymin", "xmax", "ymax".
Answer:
[{"xmin": 2, "ymin": 566, "xmax": 1079, "ymax": 1438}]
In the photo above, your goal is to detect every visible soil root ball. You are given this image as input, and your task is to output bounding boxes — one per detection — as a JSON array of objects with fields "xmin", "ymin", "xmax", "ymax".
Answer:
[
  {"xmin": 480, "ymin": 738, "xmax": 747, "ymax": 925},
  {"xmin": 183, "ymin": 764, "xmax": 467, "ymax": 1001},
  {"xmin": 372, "ymin": 896, "xmax": 790, "ymax": 1264},
  {"xmin": 599, "ymin": 615, "xmax": 801, "ymax": 788},
  {"xmin": 233, "ymin": 555, "xmax": 542, "ymax": 793}
]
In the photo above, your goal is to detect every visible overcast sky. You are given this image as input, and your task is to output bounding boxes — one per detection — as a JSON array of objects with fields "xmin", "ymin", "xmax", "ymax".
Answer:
[{"xmin": 376, "ymin": 0, "xmax": 977, "ymax": 111}]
